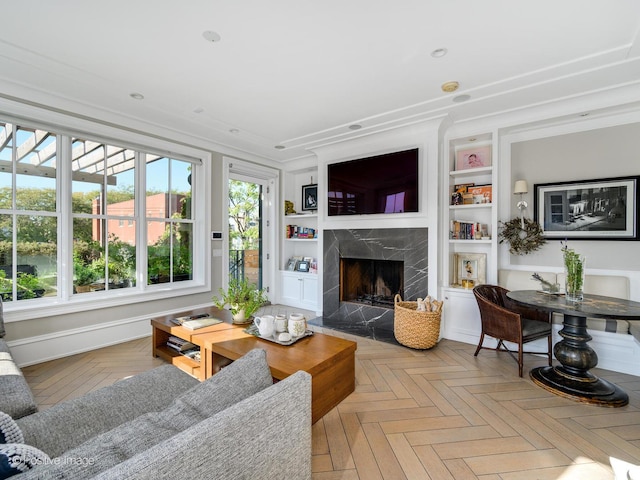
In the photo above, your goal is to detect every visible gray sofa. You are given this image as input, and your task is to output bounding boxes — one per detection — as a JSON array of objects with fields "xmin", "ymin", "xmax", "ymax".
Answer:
[
  {"xmin": 1, "ymin": 342, "xmax": 312, "ymax": 479},
  {"xmin": 0, "ymin": 300, "xmax": 38, "ymax": 419}
]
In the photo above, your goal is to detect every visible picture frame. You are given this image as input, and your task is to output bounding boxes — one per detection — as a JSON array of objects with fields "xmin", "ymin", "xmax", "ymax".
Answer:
[
  {"xmin": 302, "ymin": 184, "xmax": 318, "ymax": 211},
  {"xmin": 452, "ymin": 252, "xmax": 486, "ymax": 287},
  {"xmin": 455, "ymin": 145, "xmax": 491, "ymax": 171},
  {"xmin": 286, "ymin": 258, "xmax": 297, "ymax": 271},
  {"xmin": 534, "ymin": 175, "xmax": 639, "ymax": 240},
  {"xmin": 296, "ymin": 260, "xmax": 310, "ymax": 272}
]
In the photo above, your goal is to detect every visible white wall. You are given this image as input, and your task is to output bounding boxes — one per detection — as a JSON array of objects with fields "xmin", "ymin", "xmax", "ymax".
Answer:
[{"xmin": 499, "ymin": 116, "xmax": 640, "ymax": 300}]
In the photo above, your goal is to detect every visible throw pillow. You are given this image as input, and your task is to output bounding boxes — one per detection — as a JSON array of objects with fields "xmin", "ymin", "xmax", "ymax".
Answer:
[
  {"xmin": 0, "ymin": 413, "xmax": 23, "ymax": 445},
  {"xmin": 0, "ymin": 444, "xmax": 50, "ymax": 479},
  {"xmin": 31, "ymin": 348, "xmax": 273, "ymax": 479}
]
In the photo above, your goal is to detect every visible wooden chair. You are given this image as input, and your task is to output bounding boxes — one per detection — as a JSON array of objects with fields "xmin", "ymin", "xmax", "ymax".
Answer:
[{"xmin": 472, "ymin": 284, "xmax": 552, "ymax": 377}]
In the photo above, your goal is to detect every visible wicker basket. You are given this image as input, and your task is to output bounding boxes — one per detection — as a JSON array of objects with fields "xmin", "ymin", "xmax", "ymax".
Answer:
[{"xmin": 393, "ymin": 294, "xmax": 443, "ymax": 349}]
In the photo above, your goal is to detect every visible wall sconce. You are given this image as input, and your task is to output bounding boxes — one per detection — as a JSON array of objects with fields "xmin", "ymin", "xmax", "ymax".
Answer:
[
  {"xmin": 514, "ymin": 180, "xmax": 528, "ymax": 229},
  {"xmin": 514, "ymin": 180, "xmax": 528, "ymax": 212}
]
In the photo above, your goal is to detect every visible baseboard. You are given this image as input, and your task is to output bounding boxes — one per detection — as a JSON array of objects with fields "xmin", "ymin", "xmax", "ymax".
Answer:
[
  {"xmin": 7, "ymin": 303, "xmax": 214, "ymax": 368},
  {"xmin": 443, "ymin": 324, "xmax": 640, "ymax": 377}
]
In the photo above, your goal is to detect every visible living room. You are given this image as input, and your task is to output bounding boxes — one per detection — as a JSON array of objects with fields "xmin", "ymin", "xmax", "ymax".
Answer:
[{"xmin": 1, "ymin": 2, "xmax": 640, "ymax": 478}]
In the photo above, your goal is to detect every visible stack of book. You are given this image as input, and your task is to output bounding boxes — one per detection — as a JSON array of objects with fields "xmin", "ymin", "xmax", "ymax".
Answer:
[
  {"xmin": 285, "ymin": 225, "xmax": 317, "ymax": 239},
  {"xmin": 166, "ymin": 336, "xmax": 197, "ymax": 352},
  {"xmin": 450, "ymin": 221, "xmax": 488, "ymax": 240}
]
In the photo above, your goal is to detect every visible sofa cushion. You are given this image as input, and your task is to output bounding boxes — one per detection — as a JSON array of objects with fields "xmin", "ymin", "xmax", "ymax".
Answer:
[
  {"xmin": 0, "ymin": 343, "xmax": 37, "ymax": 420},
  {"xmin": 0, "ymin": 443, "xmax": 49, "ymax": 478},
  {"xmin": 0, "ymin": 413, "xmax": 22, "ymax": 445},
  {"xmin": 498, "ymin": 270, "xmax": 558, "ymax": 292},
  {"xmin": 17, "ymin": 363, "xmax": 198, "ymax": 458},
  {"xmin": 24, "ymin": 348, "xmax": 273, "ymax": 479}
]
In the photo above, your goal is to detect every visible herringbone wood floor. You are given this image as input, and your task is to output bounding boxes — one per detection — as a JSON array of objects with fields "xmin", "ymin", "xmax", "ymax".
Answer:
[{"xmin": 22, "ymin": 328, "xmax": 640, "ymax": 479}]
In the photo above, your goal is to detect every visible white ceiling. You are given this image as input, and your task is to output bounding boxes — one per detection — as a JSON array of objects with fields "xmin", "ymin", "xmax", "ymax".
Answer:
[{"xmin": 1, "ymin": 0, "xmax": 640, "ymax": 164}]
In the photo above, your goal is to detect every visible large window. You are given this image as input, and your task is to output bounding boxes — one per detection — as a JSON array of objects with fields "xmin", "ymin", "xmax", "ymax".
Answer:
[{"xmin": 0, "ymin": 119, "xmax": 206, "ymax": 309}]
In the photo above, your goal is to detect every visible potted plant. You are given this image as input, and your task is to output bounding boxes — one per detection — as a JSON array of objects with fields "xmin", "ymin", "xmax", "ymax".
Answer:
[
  {"xmin": 213, "ymin": 277, "xmax": 267, "ymax": 324},
  {"xmin": 74, "ymin": 259, "xmax": 98, "ymax": 293}
]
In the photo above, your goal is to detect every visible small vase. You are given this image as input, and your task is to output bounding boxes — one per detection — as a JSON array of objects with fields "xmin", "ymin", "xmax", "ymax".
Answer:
[{"xmin": 564, "ymin": 255, "xmax": 585, "ymax": 303}]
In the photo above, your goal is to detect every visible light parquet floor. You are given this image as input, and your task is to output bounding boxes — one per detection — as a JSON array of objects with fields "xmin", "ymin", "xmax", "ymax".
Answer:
[{"xmin": 22, "ymin": 329, "xmax": 640, "ymax": 480}]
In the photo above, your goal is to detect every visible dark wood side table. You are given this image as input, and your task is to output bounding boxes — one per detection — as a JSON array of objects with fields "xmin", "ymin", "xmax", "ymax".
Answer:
[{"xmin": 507, "ymin": 290, "xmax": 640, "ymax": 407}]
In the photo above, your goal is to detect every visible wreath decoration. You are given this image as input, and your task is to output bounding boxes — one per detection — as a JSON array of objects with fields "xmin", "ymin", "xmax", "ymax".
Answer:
[{"xmin": 498, "ymin": 217, "xmax": 546, "ymax": 255}]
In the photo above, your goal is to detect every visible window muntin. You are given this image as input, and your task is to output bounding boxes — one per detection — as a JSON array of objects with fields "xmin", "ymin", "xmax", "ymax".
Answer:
[
  {"xmin": 0, "ymin": 118, "xmax": 204, "ymax": 307},
  {"xmin": 146, "ymin": 156, "xmax": 193, "ymax": 285},
  {"xmin": 0, "ymin": 124, "xmax": 58, "ymax": 302}
]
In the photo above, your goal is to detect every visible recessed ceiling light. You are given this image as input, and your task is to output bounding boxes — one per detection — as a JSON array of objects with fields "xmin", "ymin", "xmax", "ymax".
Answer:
[
  {"xmin": 129, "ymin": 92, "xmax": 144, "ymax": 100},
  {"xmin": 274, "ymin": 145, "xmax": 285, "ymax": 150},
  {"xmin": 229, "ymin": 128, "xmax": 240, "ymax": 134},
  {"xmin": 202, "ymin": 30, "xmax": 221, "ymax": 43},
  {"xmin": 441, "ymin": 81, "xmax": 459, "ymax": 93},
  {"xmin": 348, "ymin": 124, "xmax": 362, "ymax": 130},
  {"xmin": 579, "ymin": 113, "xmax": 590, "ymax": 117},
  {"xmin": 431, "ymin": 48, "xmax": 448, "ymax": 58},
  {"xmin": 452, "ymin": 94, "xmax": 471, "ymax": 103},
  {"xmin": 193, "ymin": 107, "xmax": 204, "ymax": 114}
]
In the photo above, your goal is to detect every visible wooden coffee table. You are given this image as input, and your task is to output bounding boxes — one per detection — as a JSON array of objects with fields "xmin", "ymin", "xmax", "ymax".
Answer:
[
  {"xmin": 151, "ymin": 307, "xmax": 357, "ymax": 423},
  {"xmin": 202, "ymin": 329, "xmax": 357, "ymax": 424}
]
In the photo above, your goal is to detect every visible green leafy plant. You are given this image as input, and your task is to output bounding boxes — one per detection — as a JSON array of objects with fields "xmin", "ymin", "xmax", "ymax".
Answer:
[
  {"xmin": 561, "ymin": 241, "xmax": 584, "ymax": 299},
  {"xmin": 213, "ymin": 277, "xmax": 267, "ymax": 318}
]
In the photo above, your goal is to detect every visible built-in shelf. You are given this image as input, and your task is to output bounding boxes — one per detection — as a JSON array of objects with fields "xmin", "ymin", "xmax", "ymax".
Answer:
[
  {"xmin": 284, "ymin": 213, "xmax": 318, "ymax": 219},
  {"xmin": 449, "ymin": 204, "xmax": 492, "ymax": 211},
  {"xmin": 449, "ymin": 239, "xmax": 492, "ymax": 244},
  {"xmin": 449, "ymin": 166, "xmax": 492, "ymax": 178}
]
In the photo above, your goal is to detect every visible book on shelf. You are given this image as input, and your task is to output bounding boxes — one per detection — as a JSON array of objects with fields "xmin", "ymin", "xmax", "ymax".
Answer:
[
  {"xmin": 181, "ymin": 347, "xmax": 201, "ymax": 362},
  {"xmin": 286, "ymin": 225, "xmax": 316, "ymax": 239},
  {"xmin": 467, "ymin": 184, "xmax": 492, "ymax": 204},
  {"xmin": 450, "ymin": 221, "xmax": 488, "ymax": 240},
  {"xmin": 166, "ymin": 336, "xmax": 197, "ymax": 352}
]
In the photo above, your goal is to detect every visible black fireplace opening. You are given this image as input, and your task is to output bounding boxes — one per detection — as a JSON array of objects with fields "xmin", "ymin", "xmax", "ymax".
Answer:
[{"xmin": 340, "ymin": 258, "xmax": 404, "ymax": 308}]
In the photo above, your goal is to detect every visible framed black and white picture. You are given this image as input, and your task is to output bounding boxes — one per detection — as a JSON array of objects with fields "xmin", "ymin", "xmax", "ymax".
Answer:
[
  {"xmin": 534, "ymin": 176, "xmax": 639, "ymax": 240},
  {"xmin": 302, "ymin": 184, "xmax": 318, "ymax": 211}
]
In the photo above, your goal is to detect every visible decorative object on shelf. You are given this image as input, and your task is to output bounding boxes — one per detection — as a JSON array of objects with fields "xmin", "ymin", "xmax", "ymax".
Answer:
[
  {"xmin": 455, "ymin": 145, "xmax": 491, "ymax": 170},
  {"xmin": 562, "ymin": 241, "xmax": 585, "ymax": 302},
  {"xmin": 531, "ymin": 273, "xmax": 560, "ymax": 293},
  {"xmin": 393, "ymin": 294, "xmax": 443, "ymax": 349},
  {"xmin": 498, "ymin": 217, "xmax": 546, "ymax": 255},
  {"xmin": 302, "ymin": 183, "xmax": 318, "ymax": 211},
  {"xmin": 284, "ymin": 200, "xmax": 296, "ymax": 215},
  {"xmin": 295, "ymin": 260, "xmax": 310, "ymax": 272},
  {"xmin": 468, "ymin": 184, "xmax": 492, "ymax": 204},
  {"xmin": 534, "ymin": 175, "xmax": 639, "ymax": 240},
  {"xmin": 452, "ymin": 252, "xmax": 486, "ymax": 287},
  {"xmin": 213, "ymin": 277, "xmax": 268, "ymax": 324}
]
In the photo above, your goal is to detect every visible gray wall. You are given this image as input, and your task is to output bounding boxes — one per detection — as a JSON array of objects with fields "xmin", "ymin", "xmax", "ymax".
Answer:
[
  {"xmin": 509, "ymin": 122, "xmax": 640, "ymax": 270},
  {"xmin": 4, "ymin": 152, "xmax": 225, "ymax": 342}
]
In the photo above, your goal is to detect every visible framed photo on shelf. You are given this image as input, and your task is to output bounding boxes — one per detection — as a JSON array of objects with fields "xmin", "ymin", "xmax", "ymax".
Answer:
[
  {"xmin": 455, "ymin": 145, "xmax": 491, "ymax": 171},
  {"xmin": 302, "ymin": 184, "xmax": 318, "ymax": 211},
  {"xmin": 285, "ymin": 258, "xmax": 297, "ymax": 271},
  {"xmin": 295, "ymin": 260, "xmax": 310, "ymax": 272},
  {"xmin": 534, "ymin": 175, "xmax": 639, "ymax": 240},
  {"xmin": 452, "ymin": 252, "xmax": 486, "ymax": 287}
]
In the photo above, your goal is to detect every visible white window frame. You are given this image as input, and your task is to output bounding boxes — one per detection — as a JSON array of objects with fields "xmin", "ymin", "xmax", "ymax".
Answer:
[{"xmin": 0, "ymin": 104, "xmax": 211, "ymax": 322}]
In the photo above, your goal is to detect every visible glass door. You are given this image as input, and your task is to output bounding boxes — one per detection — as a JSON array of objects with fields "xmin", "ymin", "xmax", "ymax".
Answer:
[{"xmin": 227, "ymin": 178, "xmax": 263, "ymax": 289}]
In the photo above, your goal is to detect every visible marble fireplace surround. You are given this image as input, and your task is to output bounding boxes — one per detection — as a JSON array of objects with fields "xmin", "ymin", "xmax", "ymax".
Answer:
[{"xmin": 316, "ymin": 228, "xmax": 428, "ymax": 342}]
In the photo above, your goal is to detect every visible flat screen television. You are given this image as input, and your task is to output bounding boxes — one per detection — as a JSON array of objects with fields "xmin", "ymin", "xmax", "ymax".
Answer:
[{"xmin": 327, "ymin": 148, "xmax": 419, "ymax": 216}]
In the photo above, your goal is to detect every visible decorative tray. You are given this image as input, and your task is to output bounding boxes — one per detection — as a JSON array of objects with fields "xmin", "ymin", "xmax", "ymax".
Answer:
[{"xmin": 243, "ymin": 324, "xmax": 314, "ymax": 346}]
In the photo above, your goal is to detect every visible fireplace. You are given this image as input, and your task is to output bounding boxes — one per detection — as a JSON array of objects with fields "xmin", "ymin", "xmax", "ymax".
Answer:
[
  {"xmin": 316, "ymin": 228, "xmax": 428, "ymax": 342},
  {"xmin": 340, "ymin": 258, "xmax": 403, "ymax": 308}
]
